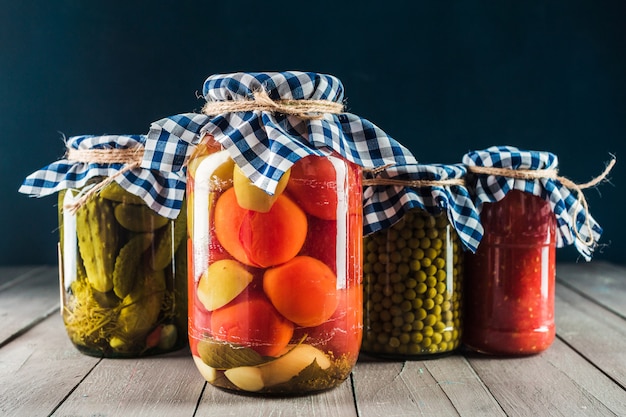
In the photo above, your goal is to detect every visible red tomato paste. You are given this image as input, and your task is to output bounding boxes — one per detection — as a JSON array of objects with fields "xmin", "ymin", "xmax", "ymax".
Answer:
[{"xmin": 463, "ymin": 190, "xmax": 557, "ymax": 355}]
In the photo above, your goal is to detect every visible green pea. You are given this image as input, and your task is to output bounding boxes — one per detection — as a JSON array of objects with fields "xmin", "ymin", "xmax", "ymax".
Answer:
[
  {"xmin": 362, "ymin": 209, "xmax": 463, "ymax": 358},
  {"xmin": 392, "ymin": 316, "xmax": 404, "ymax": 328},
  {"xmin": 423, "ymin": 298, "xmax": 435, "ymax": 310},
  {"xmin": 404, "ymin": 288, "xmax": 417, "ymax": 300},
  {"xmin": 431, "ymin": 238, "xmax": 443, "ymax": 250},
  {"xmin": 424, "ymin": 314, "xmax": 437, "ymax": 327},
  {"xmin": 400, "ymin": 300, "xmax": 413, "ymax": 312},
  {"xmin": 426, "ymin": 276, "xmax": 438, "ymax": 288},
  {"xmin": 410, "ymin": 260, "xmax": 422, "ymax": 272}
]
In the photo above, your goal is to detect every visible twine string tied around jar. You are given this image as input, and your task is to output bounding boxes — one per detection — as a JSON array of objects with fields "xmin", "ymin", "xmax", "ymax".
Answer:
[
  {"xmin": 202, "ymin": 89, "xmax": 345, "ymax": 120},
  {"xmin": 467, "ymin": 157, "xmax": 616, "ymax": 247},
  {"xmin": 63, "ymin": 147, "xmax": 145, "ymax": 214},
  {"xmin": 361, "ymin": 176, "xmax": 466, "ymax": 188}
]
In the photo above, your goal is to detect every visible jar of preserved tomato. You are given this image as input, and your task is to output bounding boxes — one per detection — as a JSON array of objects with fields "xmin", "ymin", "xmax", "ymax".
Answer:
[
  {"xmin": 361, "ymin": 164, "xmax": 483, "ymax": 358},
  {"xmin": 146, "ymin": 71, "xmax": 417, "ymax": 395},
  {"xmin": 187, "ymin": 139, "xmax": 363, "ymax": 394},
  {"xmin": 20, "ymin": 134, "xmax": 188, "ymax": 357},
  {"xmin": 462, "ymin": 146, "xmax": 607, "ymax": 355},
  {"xmin": 463, "ymin": 189, "xmax": 556, "ymax": 355}
]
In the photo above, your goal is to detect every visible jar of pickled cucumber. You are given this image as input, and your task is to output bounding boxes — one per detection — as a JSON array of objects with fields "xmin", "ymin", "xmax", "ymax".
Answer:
[
  {"xmin": 20, "ymin": 134, "xmax": 188, "ymax": 358},
  {"xmin": 462, "ymin": 146, "xmax": 608, "ymax": 355},
  {"xmin": 146, "ymin": 71, "xmax": 417, "ymax": 395},
  {"xmin": 361, "ymin": 164, "xmax": 482, "ymax": 359}
]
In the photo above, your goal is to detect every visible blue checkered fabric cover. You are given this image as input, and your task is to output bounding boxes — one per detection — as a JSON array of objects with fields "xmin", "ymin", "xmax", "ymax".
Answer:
[
  {"xmin": 19, "ymin": 135, "xmax": 186, "ymax": 219},
  {"xmin": 363, "ymin": 163, "xmax": 484, "ymax": 253},
  {"xmin": 143, "ymin": 71, "xmax": 418, "ymax": 201},
  {"xmin": 463, "ymin": 145, "xmax": 603, "ymax": 260}
]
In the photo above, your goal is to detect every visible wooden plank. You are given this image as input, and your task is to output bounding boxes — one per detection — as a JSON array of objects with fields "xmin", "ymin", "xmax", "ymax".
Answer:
[
  {"xmin": 467, "ymin": 338, "xmax": 625, "ymax": 416},
  {"xmin": 0, "ymin": 265, "xmax": 51, "ymax": 288},
  {"xmin": 52, "ymin": 348, "xmax": 203, "ymax": 417},
  {"xmin": 352, "ymin": 357, "xmax": 484, "ymax": 417},
  {"xmin": 0, "ymin": 313, "xmax": 100, "ymax": 417},
  {"xmin": 0, "ymin": 266, "xmax": 60, "ymax": 347},
  {"xmin": 555, "ymin": 281, "xmax": 626, "ymax": 390},
  {"xmin": 197, "ymin": 375, "xmax": 358, "ymax": 417},
  {"xmin": 424, "ymin": 355, "xmax": 506, "ymax": 416},
  {"xmin": 557, "ymin": 261, "xmax": 626, "ymax": 318}
]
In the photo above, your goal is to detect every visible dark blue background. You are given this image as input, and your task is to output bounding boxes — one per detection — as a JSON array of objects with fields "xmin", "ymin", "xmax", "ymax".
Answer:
[{"xmin": 2, "ymin": 1, "xmax": 623, "ymax": 265}]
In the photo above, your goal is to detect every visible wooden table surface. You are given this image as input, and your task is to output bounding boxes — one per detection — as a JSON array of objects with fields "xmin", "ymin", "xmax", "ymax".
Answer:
[{"xmin": 1, "ymin": 261, "xmax": 625, "ymax": 417}]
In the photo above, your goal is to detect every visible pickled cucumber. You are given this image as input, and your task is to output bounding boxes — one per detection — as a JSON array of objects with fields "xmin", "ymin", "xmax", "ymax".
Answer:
[
  {"xmin": 62, "ymin": 183, "xmax": 186, "ymax": 357},
  {"xmin": 362, "ymin": 210, "xmax": 463, "ymax": 357},
  {"xmin": 76, "ymin": 196, "xmax": 119, "ymax": 293},
  {"xmin": 114, "ymin": 203, "xmax": 169, "ymax": 232},
  {"xmin": 150, "ymin": 200, "xmax": 187, "ymax": 270},
  {"xmin": 112, "ymin": 233, "xmax": 154, "ymax": 298},
  {"xmin": 100, "ymin": 181, "xmax": 145, "ymax": 205},
  {"xmin": 115, "ymin": 266, "xmax": 166, "ymax": 346}
]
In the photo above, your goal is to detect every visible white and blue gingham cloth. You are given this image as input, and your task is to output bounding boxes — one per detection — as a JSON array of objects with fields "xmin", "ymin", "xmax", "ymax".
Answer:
[
  {"xmin": 143, "ymin": 71, "xmax": 418, "ymax": 220},
  {"xmin": 363, "ymin": 163, "xmax": 484, "ymax": 253},
  {"xmin": 19, "ymin": 135, "xmax": 186, "ymax": 219},
  {"xmin": 463, "ymin": 145, "xmax": 603, "ymax": 260}
]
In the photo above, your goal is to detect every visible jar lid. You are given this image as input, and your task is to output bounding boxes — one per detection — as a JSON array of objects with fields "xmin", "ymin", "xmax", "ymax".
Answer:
[
  {"xmin": 363, "ymin": 163, "xmax": 484, "ymax": 252},
  {"xmin": 19, "ymin": 134, "xmax": 186, "ymax": 219},
  {"xmin": 463, "ymin": 145, "xmax": 611, "ymax": 260},
  {"xmin": 143, "ymin": 70, "xmax": 417, "ymax": 204}
]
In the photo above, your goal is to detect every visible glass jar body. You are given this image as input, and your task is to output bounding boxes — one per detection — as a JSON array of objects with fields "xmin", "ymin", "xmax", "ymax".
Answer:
[
  {"xmin": 361, "ymin": 209, "xmax": 463, "ymax": 358},
  {"xmin": 463, "ymin": 190, "xmax": 556, "ymax": 355},
  {"xmin": 58, "ymin": 181, "xmax": 187, "ymax": 357},
  {"xmin": 187, "ymin": 138, "xmax": 363, "ymax": 395}
]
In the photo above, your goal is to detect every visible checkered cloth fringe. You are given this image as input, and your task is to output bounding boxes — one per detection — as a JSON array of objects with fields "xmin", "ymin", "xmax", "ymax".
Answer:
[
  {"xmin": 19, "ymin": 135, "xmax": 186, "ymax": 219},
  {"xmin": 363, "ymin": 163, "xmax": 484, "ymax": 253},
  {"xmin": 463, "ymin": 145, "xmax": 603, "ymax": 260},
  {"xmin": 143, "ymin": 71, "xmax": 418, "ymax": 222}
]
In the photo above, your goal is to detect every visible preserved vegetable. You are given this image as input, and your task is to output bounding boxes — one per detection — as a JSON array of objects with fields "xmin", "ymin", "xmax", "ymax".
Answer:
[
  {"xmin": 463, "ymin": 190, "xmax": 556, "ymax": 355},
  {"xmin": 19, "ymin": 134, "xmax": 189, "ymax": 358},
  {"xmin": 361, "ymin": 163, "xmax": 482, "ymax": 359},
  {"xmin": 362, "ymin": 209, "xmax": 463, "ymax": 357},
  {"xmin": 59, "ymin": 181, "xmax": 187, "ymax": 357},
  {"xmin": 147, "ymin": 70, "xmax": 418, "ymax": 395},
  {"xmin": 187, "ymin": 141, "xmax": 363, "ymax": 394}
]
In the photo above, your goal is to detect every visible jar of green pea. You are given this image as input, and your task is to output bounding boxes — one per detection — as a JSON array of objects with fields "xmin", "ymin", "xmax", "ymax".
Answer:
[{"xmin": 361, "ymin": 164, "xmax": 483, "ymax": 359}]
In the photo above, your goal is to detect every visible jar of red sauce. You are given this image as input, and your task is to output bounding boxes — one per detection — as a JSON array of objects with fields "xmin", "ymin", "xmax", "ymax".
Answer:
[
  {"xmin": 186, "ymin": 136, "xmax": 363, "ymax": 395},
  {"xmin": 463, "ymin": 189, "xmax": 556, "ymax": 355}
]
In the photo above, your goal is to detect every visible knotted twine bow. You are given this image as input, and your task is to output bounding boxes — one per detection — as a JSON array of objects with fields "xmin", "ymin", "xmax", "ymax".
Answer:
[
  {"xmin": 202, "ymin": 89, "xmax": 345, "ymax": 120},
  {"xmin": 62, "ymin": 147, "xmax": 144, "ymax": 214},
  {"xmin": 467, "ymin": 158, "xmax": 616, "ymax": 247}
]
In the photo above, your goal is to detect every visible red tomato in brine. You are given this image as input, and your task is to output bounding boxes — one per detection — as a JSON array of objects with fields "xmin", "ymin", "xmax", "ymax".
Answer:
[{"xmin": 287, "ymin": 156, "xmax": 338, "ymax": 220}]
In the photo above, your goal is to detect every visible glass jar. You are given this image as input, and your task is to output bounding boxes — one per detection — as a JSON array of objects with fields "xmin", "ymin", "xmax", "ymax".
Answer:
[
  {"xmin": 361, "ymin": 209, "xmax": 463, "ymax": 358},
  {"xmin": 187, "ymin": 137, "xmax": 363, "ymax": 395},
  {"xmin": 463, "ymin": 190, "xmax": 557, "ymax": 355},
  {"xmin": 58, "ymin": 180, "xmax": 187, "ymax": 357}
]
